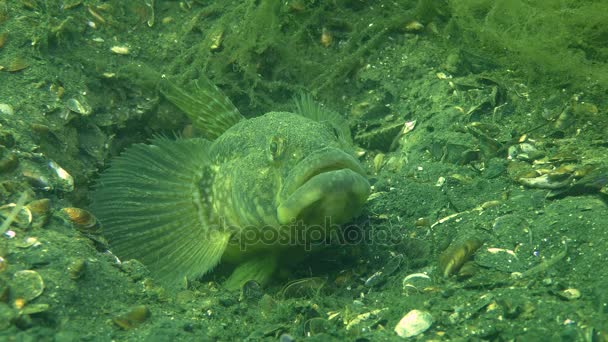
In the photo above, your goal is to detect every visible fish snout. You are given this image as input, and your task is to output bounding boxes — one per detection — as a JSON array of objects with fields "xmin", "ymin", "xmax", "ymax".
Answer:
[{"xmin": 277, "ymin": 148, "xmax": 370, "ymax": 226}]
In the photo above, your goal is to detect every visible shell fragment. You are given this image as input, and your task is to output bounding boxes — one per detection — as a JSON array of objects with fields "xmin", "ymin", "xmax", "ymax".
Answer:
[{"xmin": 394, "ymin": 309, "xmax": 433, "ymax": 338}]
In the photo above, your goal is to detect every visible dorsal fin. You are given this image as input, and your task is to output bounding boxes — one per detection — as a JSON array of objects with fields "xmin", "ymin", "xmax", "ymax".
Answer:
[
  {"xmin": 293, "ymin": 93, "xmax": 353, "ymax": 146},
  {"xmin": 159, "ymin": 77, "xmax": 244, "ymax": 140}
]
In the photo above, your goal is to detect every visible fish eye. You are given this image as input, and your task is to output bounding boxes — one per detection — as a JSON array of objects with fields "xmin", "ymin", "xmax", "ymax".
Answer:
[{"xmin": 268, "ymin": 135, "xmax": 285, "ymax": 161}]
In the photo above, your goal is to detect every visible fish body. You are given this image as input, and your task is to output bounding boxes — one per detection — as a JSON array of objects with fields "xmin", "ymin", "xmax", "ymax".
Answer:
[{"xmin": 92, "ymin": 79, "xmax": 370, "ymax": 289}]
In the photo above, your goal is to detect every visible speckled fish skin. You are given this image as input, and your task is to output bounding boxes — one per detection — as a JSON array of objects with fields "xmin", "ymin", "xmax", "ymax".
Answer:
[
  {"xmin": 92, "ymin": 79, "xmax": 370, "ymax": 290},
  {"xmin": 212, "ymin": 111, "xmax": 370, "ymax": 261}
]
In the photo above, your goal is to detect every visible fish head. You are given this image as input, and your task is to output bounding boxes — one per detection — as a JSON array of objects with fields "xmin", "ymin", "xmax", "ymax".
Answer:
[{"xmin": 211, "ymin": 111, "xmax": 370, "ymax": 239}]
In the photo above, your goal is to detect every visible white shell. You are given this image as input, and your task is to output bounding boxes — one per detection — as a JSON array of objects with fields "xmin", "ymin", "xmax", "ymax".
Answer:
[
  {"xmin": 394, "ymin": 309, "xmax": 433, "ymax": 338},
  {"xmin": 48, "ymin": 160, "xmax": 74, "ymax": 192},
  {"xmin": 0, "ymin": 103, "xmax": 14, "ymax": 115},
  {"xmin": 110, "ymin": 45, "xmax": 130, "ymax": 55}
]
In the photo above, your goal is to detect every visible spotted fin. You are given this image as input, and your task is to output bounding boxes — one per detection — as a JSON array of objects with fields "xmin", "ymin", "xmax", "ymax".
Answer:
[
  {"xmin": 92, "ymin": 137, "xmax": 229, "ymax": 288},
  {"xmin": 159, "ymin": 77, "xmax": 244, "ymax": 140}
]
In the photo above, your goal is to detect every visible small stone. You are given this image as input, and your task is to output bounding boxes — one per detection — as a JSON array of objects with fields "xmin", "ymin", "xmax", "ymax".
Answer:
[
  {"xmin": 66, "ymin": 98, "xmax": 92, "ymax": 116},
  {"xmin": 67, "ymin": 259, "xmax": 87, "ymax": 280},
  {"xmin": 110, "ymin": 45, "xmax": 130, "ymax": 55},
  {"xmin": 113, "ymin": 305, "xmax": 151, "ymax": 329},
  {"xmin": 0, "ymin": 103, "xmax": 14, "ymax": 115},
  {"xmin": 394, "ymin": 309, "xmax": 433, "ymax": 338},
  {"xmin": 559, "ymin": 288, "xmax": 581, "ymax": 300}
]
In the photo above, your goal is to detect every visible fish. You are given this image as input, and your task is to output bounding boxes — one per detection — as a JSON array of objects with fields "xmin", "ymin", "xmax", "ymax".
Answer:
[{"xmin": 91, "ymin": 77, "xmax": 370, "ymax": 290}]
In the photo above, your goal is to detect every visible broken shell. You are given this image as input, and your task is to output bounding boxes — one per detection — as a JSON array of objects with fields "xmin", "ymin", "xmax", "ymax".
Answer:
[
  {"xmin": 26, "ymin": 199, "xmax": 50, "ymax": 216},
  {"xmin": 20, "ymin": 159, "xmax": 73, "ymax": 192},
  {"xmin": 304, "ymin": 317, "xmax": 331, "ymax": 336},
  {"xmin": 558, "ymin": 288, "xmax": 581, "ymax": 300},
  {"xmin": 209, "ymin": 28, "xmax": 224, "ymax": 51},
  {"xmin": 402, "ymin": 273, "xmax": 432, "ymax": 294},
  {"xmin": 0, "ymin": 103, "xmax": 14, "ymax": 115},
  {"xmin": 394, "ymin": 309, "xmax": 433, "ymax": 338},
  {"xmin": 414, "ymin": 217, "xmax": 431, "ymax": 227},
  {"xmin": 280, "ymin": 277, "xmax": 325, "ymax": 298},
  {"xmin": 110, "ymin": 45, "xmax": 130, "ymax": 54},
  {"xmin": 0, "ymin": 203, "xmax": 32, "ymax": 229},
  {"xmin": 48, "ymin": 160, "xmax": 74, "ymax": 192},
  {"xmin": 404, "ymin": 21, "xmax": 424, "ymax": 32},
  {"xmin": 63, "ymin": 0, "xmax": 83, "ymax": 10},
  {"xmin": 571, "ymin": 165, "xmax": 607, "ymax": 190},
  {"xmin": 373, "ymin": 153, "xmax": 385, "ymax": 174},
  {"xmin": 143, "ymin": 0, "xmax": 155, "ymax": 27},
  {"xmin": 67, "ymin": 259, "xmax": 87, "ymax": 280},
  {"xmin": 26, "ymin": 198, "xmax": 51, "ymax": 229},
  {"xmin": 12, "ymin": 270, "xmax": 44, "ymax": 302},
  {"xmin": 355, "ymin": 121, "xmax": 405, "ymax": 153},
  {"xmin": 508, "ymin": 143, "xmax": 544, "ymax": 162},
  {"xmin": 60, "ymin": 207, "xmax": 100, "ymax": 233},
  {"xmin": 456, "ymin": 261, "xmax": 478, "ymax": 278},
  {"xmin": 345, "ymin": 308, "xmax": 388, "ymax": 331},
  {"xmin": 7, "ymin": 57, "xmax": 29, "ymax": 72},
  {"xmin": 87, "ymin": 5, "xmax": 106, "ymax": 24},
  {"xmin": 49, "ymin": 84, "xmax": 65, "ymax": 98},
  {"xmin": 554, "ymin": 105, "xmax": 574, "ymax": 130},
  {"xmin": 66, "ymin": 97, "xmax": 92, "ymax": 116},
  {"xmin": 365, "ymin": 253, "xmax": 403, "ymax": 287},
  {"xmin": 320, "ymin": 28, "xmax": 332, "ymax": 47},
  {"xmin": 22, "ymin": 168, "xmax": 52, "ymax": 191},
  {"xmin": 439, "ymin": 238, "xmax": 483, "ymax": 277},
  {"xmin": 20, "ymin": 303, "xmax": 50, "ymax": 315},
  {"xmin": 113, "ymin": 305, "xmax": 151, "ymax": 329},
  {"xmin": 15, "ymin": 237, "xmax": 41, "ymax": 249},
  {"xmin": 364, "ymin": 271, "xmax": 384, "ymax": 287},
  {"xmin": 517, "ymin": 173, "xmax": 572, "ymax": 189}
]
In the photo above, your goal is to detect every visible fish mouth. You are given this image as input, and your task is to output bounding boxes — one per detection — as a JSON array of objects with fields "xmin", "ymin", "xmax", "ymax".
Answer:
[{"xmin": 277, "ymin": 148, "xmax": 370, "ymax": 226}]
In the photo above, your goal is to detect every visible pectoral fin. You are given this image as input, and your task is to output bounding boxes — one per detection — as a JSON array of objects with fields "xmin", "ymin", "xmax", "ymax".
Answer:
[{"xmin": 92, "ymin": 137, "xmax": 229, "ymax": 288}]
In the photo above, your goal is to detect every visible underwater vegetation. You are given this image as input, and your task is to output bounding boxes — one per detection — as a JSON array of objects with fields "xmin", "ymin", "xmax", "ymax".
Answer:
[
  {"xmin": 444, "ymin": 0, "xmax": 608, "ymax": 90},
  {"xmin": 0, "ymin": 0, "xmax": 607, "ymax": 339}
]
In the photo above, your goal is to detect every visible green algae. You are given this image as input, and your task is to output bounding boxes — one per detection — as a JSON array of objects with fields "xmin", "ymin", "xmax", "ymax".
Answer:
[{"xmin": 445, "ymin": 0, "xmax": 608, "ymax": 90}]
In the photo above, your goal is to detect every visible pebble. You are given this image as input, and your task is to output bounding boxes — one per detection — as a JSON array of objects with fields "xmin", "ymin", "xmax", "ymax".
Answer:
[
  {"xmin": 558, "ymin": 288, "xmax": 581, "ymax": 300},
  {"xmin": 0, "ymin": 103, "xmax": 14, "ymax": 115},
  {"xmin": 113, "ymin": 305, "xmax": 151, "ymax": 329}
]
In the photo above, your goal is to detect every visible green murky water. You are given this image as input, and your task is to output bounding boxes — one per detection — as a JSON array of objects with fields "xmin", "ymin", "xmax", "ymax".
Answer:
[{"xmin": 0, "ymin": 0, "xmax": 606, "ymax": 340}]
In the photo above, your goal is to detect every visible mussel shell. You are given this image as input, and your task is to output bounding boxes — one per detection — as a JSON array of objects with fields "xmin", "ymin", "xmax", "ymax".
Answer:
[
  {"xmin": 60, "ymin": 207, "xmax": 100, "ymax": 233},
  {"xmin": 11, "ymin": 270, "xmax": 44, "ymax": 302}
]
